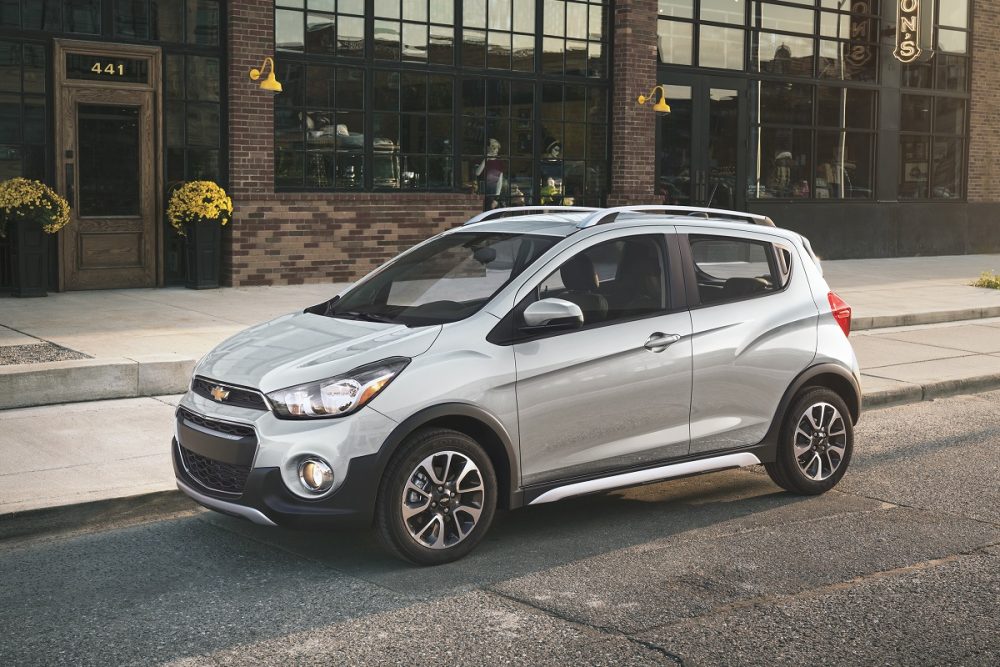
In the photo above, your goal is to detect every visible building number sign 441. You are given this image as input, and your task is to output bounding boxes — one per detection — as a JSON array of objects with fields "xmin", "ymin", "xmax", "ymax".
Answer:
[{"xmin": 91, "ymin": 61, "xmax": 126, "ymax": 76}]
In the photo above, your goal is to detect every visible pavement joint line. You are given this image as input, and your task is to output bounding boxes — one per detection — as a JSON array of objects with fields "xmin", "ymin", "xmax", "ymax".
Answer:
[
  {"xmin": 866, "ymin": 333, "xmax": 1000, "ymax": 355},
  {"xmin": 0, "ymin": 322, "xmax": 83, "ymax": 356}
]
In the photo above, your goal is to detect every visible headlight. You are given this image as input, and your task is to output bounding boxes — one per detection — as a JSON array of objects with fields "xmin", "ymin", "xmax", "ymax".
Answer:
[{"xmin": 267, "ymin": 357, "xmax": 409, "ymax": 419}]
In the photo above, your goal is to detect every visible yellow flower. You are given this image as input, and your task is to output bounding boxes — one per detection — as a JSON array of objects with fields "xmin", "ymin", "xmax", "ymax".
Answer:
[
  {"xmin": 0, "ymin": 177, "xmax": 72, "ymax": 236},
  {"xmin": 167, "ymin": 181, "xmax": 234, "ymax": 236}
]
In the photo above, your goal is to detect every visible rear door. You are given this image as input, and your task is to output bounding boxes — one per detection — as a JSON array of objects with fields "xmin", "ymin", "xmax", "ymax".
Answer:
[
  {"xmin": 678, "ymin": 228, "xmax": 818, "ymax": 454},
  {"xmin": 510, "ymin": 228, "xmax": 693, "ymax": 486}
]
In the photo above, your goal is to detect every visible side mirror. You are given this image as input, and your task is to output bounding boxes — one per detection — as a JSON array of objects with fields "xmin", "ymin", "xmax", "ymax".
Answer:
[{"xmin": 522, "ymin": 298, "xmax": 584, "ymax": 331}]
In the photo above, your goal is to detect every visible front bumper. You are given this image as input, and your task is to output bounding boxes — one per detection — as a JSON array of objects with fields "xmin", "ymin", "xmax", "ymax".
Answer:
[{"xmin": 172, "ymin": 389, "xmax": 397, "ymax": 528}]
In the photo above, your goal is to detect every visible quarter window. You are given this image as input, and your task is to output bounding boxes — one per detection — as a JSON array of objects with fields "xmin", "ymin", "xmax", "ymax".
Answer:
[{"xmin": 688, "ymin": 234, "xmax": 782, "ymax": 305}]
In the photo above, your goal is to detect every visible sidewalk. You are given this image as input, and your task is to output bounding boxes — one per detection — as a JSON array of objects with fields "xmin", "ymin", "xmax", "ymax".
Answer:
[{"xmin": 3, "ymin": 252, "xmax": 1000, "ymax": 519}]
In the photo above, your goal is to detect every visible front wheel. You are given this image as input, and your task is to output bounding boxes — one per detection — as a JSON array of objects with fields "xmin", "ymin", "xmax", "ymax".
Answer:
[
  {"xmin": 375, "ymin": 428, "xmax": 497, "ymax": 565},
  {"xmin": 765, "ymin": 387, "xmax": 854, "ymax": 495}
]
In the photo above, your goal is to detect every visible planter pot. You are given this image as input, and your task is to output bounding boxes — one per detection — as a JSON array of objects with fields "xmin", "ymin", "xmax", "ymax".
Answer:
[
  {"xmin": 9, "ymin": 218, "xmax": 49, "ymax": 297},
  {"xmin": 184, "ymin": 221, "xmax": 222, "ymax": 289}
]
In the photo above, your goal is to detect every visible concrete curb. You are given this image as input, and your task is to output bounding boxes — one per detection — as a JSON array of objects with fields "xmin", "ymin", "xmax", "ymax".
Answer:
[
  {"xmin": 0, "ymin": 354, "xmax": 195, "ymax": 410},
  {"xmin": 3, "ymin": 374, "xmax": 1000, "ymax": 541},
  {"xmin": 852, "ymin": 305, "xmax": 1000, "ymax": 331}
]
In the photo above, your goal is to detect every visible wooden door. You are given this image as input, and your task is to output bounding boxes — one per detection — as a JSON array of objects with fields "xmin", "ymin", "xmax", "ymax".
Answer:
[{"xmin": 55, "ymin": 41, "xmax": 161, "ymax": 290}]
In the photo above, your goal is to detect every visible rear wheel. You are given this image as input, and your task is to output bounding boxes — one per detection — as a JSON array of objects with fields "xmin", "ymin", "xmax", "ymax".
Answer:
[
  {"xmin": 375, "ymin": 428, "xmax": 497, "ymax": 565},
  {"xmin": 765, "ymin": 387, "xmax": 853, "ymax": 495}
]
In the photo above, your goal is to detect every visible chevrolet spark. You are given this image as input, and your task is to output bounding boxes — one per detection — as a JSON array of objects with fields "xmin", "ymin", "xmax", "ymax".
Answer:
[{"xmin": 173, "ymin": 205, "xmax": 861, "ymax": 565}]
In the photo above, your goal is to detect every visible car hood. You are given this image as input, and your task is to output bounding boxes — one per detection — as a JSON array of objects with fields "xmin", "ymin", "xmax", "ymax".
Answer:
[{"xmin": 194, "ymin": 311, "xmax": 442, "ymax": 393}]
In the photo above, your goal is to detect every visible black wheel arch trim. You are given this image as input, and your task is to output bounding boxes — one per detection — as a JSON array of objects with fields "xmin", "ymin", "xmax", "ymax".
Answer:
[
  {"xmin": 763, "ymin": 362, "xmax": 862, "ymax": 448},
  {"xmin": 371, "ymin": 403, "xmax": 523, "ymax": 511}
]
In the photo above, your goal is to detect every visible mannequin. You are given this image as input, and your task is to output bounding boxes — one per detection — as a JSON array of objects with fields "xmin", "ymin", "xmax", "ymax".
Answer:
[{"xmin": 475, "ymin": 138, "xmax": 504, "ymax": 210}]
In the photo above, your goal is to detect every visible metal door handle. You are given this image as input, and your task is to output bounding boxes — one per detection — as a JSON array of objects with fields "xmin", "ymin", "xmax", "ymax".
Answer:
[{"xmin": 644, "ymin": 332, "xmax": 681, "ymax": 352}]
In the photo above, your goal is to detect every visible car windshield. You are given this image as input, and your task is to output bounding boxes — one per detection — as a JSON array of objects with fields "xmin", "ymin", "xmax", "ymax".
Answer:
[{"xmin": 318, "ymin": 232, "xmax": 557, "ymax": 326}]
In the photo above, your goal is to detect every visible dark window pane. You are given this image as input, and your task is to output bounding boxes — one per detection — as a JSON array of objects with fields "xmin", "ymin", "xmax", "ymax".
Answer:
[
  {"xmin": 336, "ymin": 110, "xmax": 363, "ymax": 139},
  {"xmin": 0, "ymin": 94, "xmax": 18, "ymax": 143},
  {"xmin": 276, "ymin": 10, "xmax": 305, "ymax": 52},
  {"xmin": 565, "ymin": 40, "xmax": 586, "ymax": 75},
  {"xmin": 816, "ymin": 131, "xmax": 873, "ymax": 199},
  {"xmin": 587, "ymin": 86, "xmax": 606, "ymax": 123},
  {"xmin": 428, "ymin": 25, "xmax": 454, "ymax": 65},
  {"xmin": 166, "ymin": 147, "xmax": 184, "ymax": 184},
  {"xmin": 187, "ymin": 148, "xmax": 219, "ymax": 181},
  {"xmin": 374, "ymin": 20, "xmax": 401, "ymax": 59},
  {"xmin": 935, "ymin": 55, "xmax": 968, "ymax": 92},
  {"xmin": 373, "ymin": 112, "xmax": 399, "ymax": 144},
  {"xmin": 66, "ymin": 0, "xmax": 102, "ymax": 34},
  {"xmin": 400, "ymin": 114, "xmax": 426, "ymax": 152},
  {"xmin": 542, "ymin": 83, "xmax": 562, "ymax": 120},
  {"xmin": 564, "ymin": 85, "xmax": 586, "ymax": 121},
  {"xmin": 564, "ymin": 122, "xmax": 585, "ymax": 158},
  {"xmin": 401, "ymin": 71, "xmax": 426, "ymax": 112},
  {"xmin": 306, "ymin": 65, "xmax": 334, "ymax": 107},
  {"xmin": 152, "ymin": 0, "xmax": 184, "ymax": 41},
  {"xmin": 165, "ymin": 54, "xmax": 184, "ymax": 99},
  {"xmin": 486, "ymin": 79, "xmax": 509, "ymax": 117},
  {"xmin": 186, "ymin": 56, "xmax": 220, "ymax": 101},
  {"xmin": 588, "ymin": 42, "xmax": 604, "ymax": 77},
  {"xmin": 816, "ymin": 86, "xmax": 840, "ymax": 128},
  {"xmin": 426, "ymin": 156, "xmax": 452, "ymax": 188},
  {"xmin": 0, "ymin": 0, "xmax": 18, "ymax": 28},
  {"xmin": 22, "ymin": 144, "xmax": 44, "ymax": 179},
  {"xmin": 462, "ymin": 29, "xmax": 486, "ymax": 68},
  {"xmin": 931, "ymin": 139, "xmax": 963, "ymax": 199},
  {"xmin": 845, "ymin": 88, "xmax": 874, "ymax": 129},
  {"xmin": 186, "ymin": 102, "xmax": 219, "ymax": 146},
  {"xmin": 427, "ymin": 75, "xmax": 452, "ymax": 113},
  {"xmin": 339, "ymin": 16, "xmax": 365, "ymax": 57},
  {"xmin": 587, "ymin": 123, "xmax": 607, "ymax": 160},
  {"xmin": 899, "ymin": 137, "xmax": 929, "ymax": 200},
  {"xmin": 760, "ymin": 81, "xmax": 812, "ymax": 126},
  {"xmin": 900, "ymin": 94, "xmax": 931, "ymax": 133},
  {"xmin": 78, "ymin": 104, "xmax": 140, "ymax": 216},
  {"xmin": 165, "ymin": 101, "xmax": 184, "ymax": 146},
  {"xmin": 275, "ymin": 108, "xmax": 303, "ymax": 144},
  {"xmin": 373, "ymin": 70, "xmax": 399, "ymax": 111},
  {"xmin": 0, "ymin": 144, "xmax": 20, "ymax": 179},
  {"xmin": 818, "ymin": 39, "xmax": 877, "ymax": 81},
  {"xmin": 757, "ymin": 127, "xmax": 812, "ymax": 198},
  {"xmin": 306, "ymin": 151, "xmax": 335, "ymax": 188},
  {"xmin": 427, "ymin": 115, "xmax": 453, "ymax": 153},
  {"xmin": 935, "ymin": 97, "xmax": 965, "ymax": 136},
  {"xmin": 462, "ymin": 78, "xmax": 485, "ymax": 112},
  {"xmin": 115, "ymin": 0, "xmax": 149, "ymax": 38},
  {"xmin": 275, "ymin": 145, "xmax": 305, "ymax": 187},
  {"xmin": 462, "ymin": 116, "xmax": 485, "ymax": 155},
  {"xmin": 276, "ymin": 61, "xmax": 304, "ymax": 107},
  {"xmin": 0, "ymin": 41, "xmax": 19, "ymax": 93},
  {"xmin": 509, "ymin": 157, "xmax": 531, "ymax": 202},
  {"xmin": 23, "ymin": 0, "xmax": 61, "ymax": 31},
  {"xmin": 22, "ymin": 44, "xmax": 45, "ymax": 94},
  {"xmin": 336, "ymin": 67, "xmax": 364, "ymax": 109},
  {"xmin": 306, "ymin": 13, "xmax": 337, "ymax": 54},
  {"xmin": 23, "ymin": 96, "xmax": 44, "ymax": 144},
  {"xmin": 486, "ymin": 117, "xmax": 510, "ymax": 153},
  {"xmin": 512, "ymin": 33, "xmax": 533, "ymax": 71},
  {"xmin": 188, "ymin": 0, "xmax": 221, "ymax": 45}
]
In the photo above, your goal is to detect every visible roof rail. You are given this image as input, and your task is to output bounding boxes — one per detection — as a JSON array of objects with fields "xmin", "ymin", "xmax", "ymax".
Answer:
[
  {"xmin": 576, "ymin": 205, "xmax": 774, "ymax": 229},
  {"xmin": 463, "ymin": 206, "xmax": 600, "ymax": 226}
]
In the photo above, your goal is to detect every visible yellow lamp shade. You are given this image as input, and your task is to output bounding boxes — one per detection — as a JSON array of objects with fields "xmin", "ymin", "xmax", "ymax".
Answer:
[
  {"xmin": 249, "ymin": 57, "xmax": 282, "ymax": 93},
  {"xmin": 653, "ymin": 97, "xmax": 671, "ymax": 114}
]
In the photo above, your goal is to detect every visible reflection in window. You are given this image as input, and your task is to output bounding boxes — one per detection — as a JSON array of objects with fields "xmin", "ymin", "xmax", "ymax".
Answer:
[
  {"xmin": 0, "ymin": 41, "xmax": 46, "ymax": 182},
  {"xmin": 899, "ymin": 95, "xmax": 966, "ymax": 200}
]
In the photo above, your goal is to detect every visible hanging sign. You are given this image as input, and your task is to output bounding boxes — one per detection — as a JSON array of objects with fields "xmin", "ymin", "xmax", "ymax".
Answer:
[
  {"xmin": 894, "ymin": 0, "xmax": 935, "ymax": 63},
  {"xmin": 847, "ymin": 0, "xmax": 875, "ymax": 68}
]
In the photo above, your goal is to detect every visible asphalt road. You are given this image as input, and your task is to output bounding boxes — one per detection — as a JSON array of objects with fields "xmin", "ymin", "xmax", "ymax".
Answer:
[{"xmin": 2, "ymin": 391, "xmax": 999, "ymax": 666}]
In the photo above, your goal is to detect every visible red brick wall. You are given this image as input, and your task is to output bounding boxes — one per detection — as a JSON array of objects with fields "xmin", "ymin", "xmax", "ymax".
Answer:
[
  {"xmin": 607, "ymin": 0, "xmax": 659, "ymax": 206},
  {"xmin": 228, "ymin": 0, "xmax": 274, "ymax": 198},
  {"xmin": 969, "ymin": 0, "xmax": 1000, "ymax": 202}
]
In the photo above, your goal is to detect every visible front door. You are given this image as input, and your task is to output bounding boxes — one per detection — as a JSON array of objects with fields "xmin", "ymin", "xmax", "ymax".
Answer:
[
  {"xmin": 657, "ymin": 74, "xmax": 747, "ymax": 211},
  {"xmin": 55, "ymin": 41, "xmax": 161, "ymax": 290}
]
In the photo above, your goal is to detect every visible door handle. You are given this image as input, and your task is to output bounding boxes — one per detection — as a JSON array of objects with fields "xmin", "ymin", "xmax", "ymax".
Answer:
[{"xmin": 644, "ymin": 332, "xmax": 682, "ymax": 352}]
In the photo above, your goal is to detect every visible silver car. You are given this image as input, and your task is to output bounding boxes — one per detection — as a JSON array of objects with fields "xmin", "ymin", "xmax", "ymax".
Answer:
[{"xmin": 173, "ymin": 205, "xmax": 861, "ymax": 565}]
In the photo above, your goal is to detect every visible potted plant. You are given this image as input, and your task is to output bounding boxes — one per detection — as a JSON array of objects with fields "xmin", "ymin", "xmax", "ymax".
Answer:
[
  {"xmin": 0, "ymin": 177, "xmax": 71, "ymax": 297},
  {"xmin": 167, "ymin": 181, "xmax": 233, "ymax": 289}
]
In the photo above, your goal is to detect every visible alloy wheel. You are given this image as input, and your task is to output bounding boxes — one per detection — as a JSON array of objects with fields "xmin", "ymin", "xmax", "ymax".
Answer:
[
  {"xmin": 793, "ymin": 401, "xmax": 848, "ymax": 481},
  {"xmin": 400, "ymin": 450, "xmax": 486, "ymax": 550}
]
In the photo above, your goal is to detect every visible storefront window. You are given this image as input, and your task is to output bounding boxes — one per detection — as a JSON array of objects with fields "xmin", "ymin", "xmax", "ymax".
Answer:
[
  {"xmin": 275, "ymin": 0, "xmax": 610, "ymax": 200},
  {"xmin": 0, "ymin": 41, "xmax": 46, "ymax": 181}
]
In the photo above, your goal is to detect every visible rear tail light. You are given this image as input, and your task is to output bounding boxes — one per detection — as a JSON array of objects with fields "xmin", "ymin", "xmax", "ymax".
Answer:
[{"xmin": 828, "ymin": 291, "xmax": 852, "ymax": 337}]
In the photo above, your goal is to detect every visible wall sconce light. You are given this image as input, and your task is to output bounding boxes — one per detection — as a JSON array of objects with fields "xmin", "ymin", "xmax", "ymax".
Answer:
[
  {"xmin": 637, "ymin": 85, "xmax": 671, "ymax": 114},
  {"xmin": 249, "ymin": 57, "xmax": 282, "ymax": 93}
]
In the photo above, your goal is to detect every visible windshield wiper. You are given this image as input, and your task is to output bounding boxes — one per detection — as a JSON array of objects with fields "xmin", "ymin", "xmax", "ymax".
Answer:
[{"xmin": 332, "ymin": 310, "xmax": 398, "ymax": 324}]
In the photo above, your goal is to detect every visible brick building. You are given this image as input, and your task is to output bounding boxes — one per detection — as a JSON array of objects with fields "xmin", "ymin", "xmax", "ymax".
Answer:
[{"xmin": 0, "ymin": 0, "xmax": 995, "ymax": 290}]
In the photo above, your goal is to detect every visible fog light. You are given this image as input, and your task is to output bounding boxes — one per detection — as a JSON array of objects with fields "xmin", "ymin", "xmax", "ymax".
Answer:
[{"xmin": 297, "ymin": 457, "xmax": 334, "ymax": 494}]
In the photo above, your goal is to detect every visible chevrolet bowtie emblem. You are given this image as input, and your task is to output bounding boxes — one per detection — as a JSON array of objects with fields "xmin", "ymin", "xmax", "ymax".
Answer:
[{"xmin": 210, "ymin": 385, "xmax": 230, "ymax": 402}]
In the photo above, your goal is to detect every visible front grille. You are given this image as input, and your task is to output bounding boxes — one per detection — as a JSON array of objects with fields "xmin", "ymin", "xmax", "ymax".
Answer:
[
  {"xmin": 192, "ymin": 377, "xmax": 268, "ymax": 410},
  {"xmin": 178, "ymin": 443, "xmax": 252, "ymax": 495},
  {"xmin": 178, "ymin": 407, "xmax": 256, "ymax": 439}
]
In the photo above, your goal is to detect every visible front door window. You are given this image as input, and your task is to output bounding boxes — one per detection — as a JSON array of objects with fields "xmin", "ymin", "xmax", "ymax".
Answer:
[{"xmin": 77, "ymin": 105, "xmax": 141, "ymax": 217}]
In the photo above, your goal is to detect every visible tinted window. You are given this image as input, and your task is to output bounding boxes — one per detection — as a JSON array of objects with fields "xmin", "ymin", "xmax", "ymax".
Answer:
[
  {"xmin": 536, "ymin": 234, "xmax": 667, "ymax": 325},
  {"xmin": 689, "ymin": 234, "xmax": 780, "ymax": 304}
]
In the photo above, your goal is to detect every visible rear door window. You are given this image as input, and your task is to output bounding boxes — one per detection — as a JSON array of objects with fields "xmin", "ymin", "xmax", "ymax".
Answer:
[{"xmin": 688, "ymin": 234, "xmax": 782, "ymax": 305}]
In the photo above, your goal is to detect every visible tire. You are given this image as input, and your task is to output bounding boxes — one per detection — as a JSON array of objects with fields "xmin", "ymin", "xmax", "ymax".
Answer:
[
  {"xmin": 765, "ymin": 386, "xmax": 854, "ymax": 495},
  {"xmin": 374, "ymin": 428, "xmax": 498, "ymax": 565}
]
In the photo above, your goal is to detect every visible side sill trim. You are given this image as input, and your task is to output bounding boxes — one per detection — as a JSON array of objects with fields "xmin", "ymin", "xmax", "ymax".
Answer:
[
  {"xmin": 176, "ymin": 478, "xmax": 278, "ymax": 526},
  {"xmin": 527, "ymin": 452, "xmax": 762, "ymax": 505}
]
